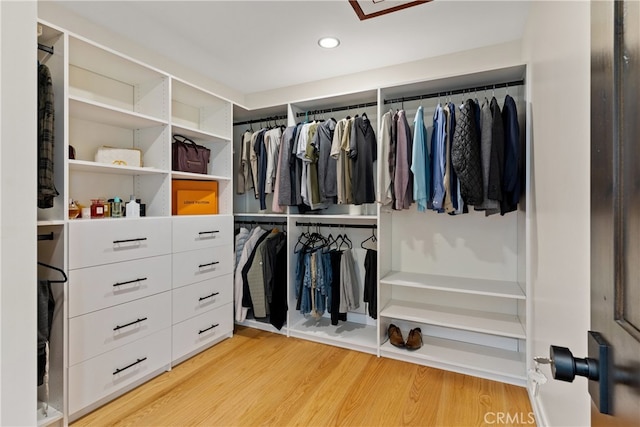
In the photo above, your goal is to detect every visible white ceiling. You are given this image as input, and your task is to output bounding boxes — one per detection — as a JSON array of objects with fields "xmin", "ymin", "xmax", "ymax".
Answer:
[{"xmin": 51, "ymin": 0, "xmax": 531, "ymax": 94}]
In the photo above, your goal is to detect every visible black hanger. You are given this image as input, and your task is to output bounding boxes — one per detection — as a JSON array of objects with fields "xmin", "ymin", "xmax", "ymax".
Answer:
[
  {"xmin": 361, "ymin": 228, "xmax": 377, "ymax": 250},
  {"xmin": 38, "ymin": 261, "xmax": 68, "ymax": 284}
]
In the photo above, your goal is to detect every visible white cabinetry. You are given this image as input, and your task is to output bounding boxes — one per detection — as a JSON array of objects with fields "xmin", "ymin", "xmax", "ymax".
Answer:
[
  {"xmin": 67, "ymin": 218, "xmax": 172, "ymax": 420},
  {"xmin": 36, "ymin": 19, "xmax": 235, "ymax": 423},
  {"xmin": 171, "ymin": 215, "xmax": 234, "ymax": 364}
]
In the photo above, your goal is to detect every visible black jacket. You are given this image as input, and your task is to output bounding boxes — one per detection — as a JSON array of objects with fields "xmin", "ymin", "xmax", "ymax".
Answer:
[{"xmin": 452, "ymin": 99, "xmax": 484, "ymax": 206}]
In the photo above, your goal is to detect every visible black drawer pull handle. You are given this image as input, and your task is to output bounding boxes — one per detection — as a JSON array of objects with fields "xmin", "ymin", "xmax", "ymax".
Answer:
[
  {"xmin": 198, "ymin": 323, "xmax": 219, "ymax": 334},
  {"xmin": 198, "ymin": 261, "xmax": 219, "ymax": 268},
  {"xmin": 113, "ymin": 317, "xmax": 148, "ymax": 331},
  {"xmin": 113, "ymin": 357, "xmax": 147, "ymax": 375},
  {"xmin": 113, "ymin": 237, "xmax": 147, "ymax": 244},
  {"xmin": 113, "ymin": 277, "xmax": 148, "ymax": 287},
  {"xmin": 198, "ymin": 230, "xmax": 219, "ymax": 235},
  {"xmin": 199, "ymin": 292, "xmax": 220, "ymax": 302}
]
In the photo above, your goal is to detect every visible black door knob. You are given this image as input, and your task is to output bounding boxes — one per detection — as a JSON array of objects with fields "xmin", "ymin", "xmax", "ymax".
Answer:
[{"xmin": 550, "ymin": 345, "xmax": 600, "ymax": 382}]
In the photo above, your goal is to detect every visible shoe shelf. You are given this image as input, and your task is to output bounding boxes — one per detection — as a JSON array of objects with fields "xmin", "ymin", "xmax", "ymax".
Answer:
[
  {"xmin": 380, "ymin": 271, "xmax": 525, "ymax": 300},
  {"xmin": 380, "ymin": 300, "xmax": 525, "ymax": 339},
  {"xmin": 288, "ymin": 317, "xmax": 378, "ymax": 355},
  {"xmin": 380, "ymin": 335, "xmax": 526, "ymax": 386}
]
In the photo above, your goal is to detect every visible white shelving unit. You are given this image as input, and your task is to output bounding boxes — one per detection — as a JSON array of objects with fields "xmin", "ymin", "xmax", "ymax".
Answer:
[{"xmin": 377, "ymin": 67, "xmax": 528, "ymax": 386}]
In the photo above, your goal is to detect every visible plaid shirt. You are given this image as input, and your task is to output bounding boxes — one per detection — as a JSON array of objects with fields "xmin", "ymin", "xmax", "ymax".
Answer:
[{"xmin": 38, "ymin": 64, "xmax": 59, "ymax": 209}]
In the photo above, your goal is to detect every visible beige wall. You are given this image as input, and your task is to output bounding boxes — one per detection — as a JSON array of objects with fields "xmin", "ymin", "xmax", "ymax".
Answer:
[{"xmin": 522, "ymin": 1, "xmax": 591, "ymax": 425}]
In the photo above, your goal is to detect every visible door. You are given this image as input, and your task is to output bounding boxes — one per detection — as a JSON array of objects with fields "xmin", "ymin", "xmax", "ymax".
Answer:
[{"xmin": 591, "ymin": 0, "xmax": 640, "ymax": 424}]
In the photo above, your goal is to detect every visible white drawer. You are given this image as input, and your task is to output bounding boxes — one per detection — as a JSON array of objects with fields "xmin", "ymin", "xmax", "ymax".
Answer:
[
  {"xmin": 172, "ymin": 303, "xmax": 233, "ymax": 362},
  {"xmin": 172, "ymin": 215, "xmax": 233, "ymax": 253},
  {"xmin": 69, "ymin": 254, "xmax": 171, "ymax": 318},
  {"xmin": 172, "ymin": 246, "xmax": 233, "ymax": 289},
  {"xmin": 69, "ymin": 292, "xmax": 171, "ymax": 366},
  {"xmin": 69, "ymin": 328, "xmax": 171, "ymax": 417},
  {"xmin": 172, "ymin": 274, "xmax": 233, "ymax": 324},
  {"xmin": 69, "ymin": 218, "xmax": 171, "ymax": 269}
]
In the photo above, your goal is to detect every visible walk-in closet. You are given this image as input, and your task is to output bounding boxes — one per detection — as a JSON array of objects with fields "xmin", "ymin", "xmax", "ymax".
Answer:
[{"xmin": 2, "ymin": 1, "xmax": 598, "ymax": 425}]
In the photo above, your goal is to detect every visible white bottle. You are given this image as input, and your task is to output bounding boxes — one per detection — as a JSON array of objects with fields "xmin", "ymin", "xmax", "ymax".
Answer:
[{"xmin": 126, "ymin": 195, "xmax": 140, "ymax": 218}]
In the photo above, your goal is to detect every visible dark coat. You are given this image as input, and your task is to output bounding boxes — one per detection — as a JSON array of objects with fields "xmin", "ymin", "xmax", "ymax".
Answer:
[{"xmin": 452, "ymin": 99, "xmax": 484, "ymax": 206}]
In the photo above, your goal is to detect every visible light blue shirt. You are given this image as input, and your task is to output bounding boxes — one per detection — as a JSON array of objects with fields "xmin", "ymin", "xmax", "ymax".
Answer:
[
  {"xmin": 431, "ymin": 104, "xmax": 446, "ymax": 210},
  {"xmin": 411, "ymin": 106, "xmax": 431, "ymax": 212}
]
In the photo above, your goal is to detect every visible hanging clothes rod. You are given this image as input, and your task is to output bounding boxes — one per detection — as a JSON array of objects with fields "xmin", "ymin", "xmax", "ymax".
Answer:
[
  {"xmin": 38, "ymin": 43, "xmax": 54, "ymax": 55},
  {"xmin": 233, "ymin": 114, "xmax": 288, "ymax": 127},
  {"xmin": 294, "ymin": 101, "xmax": 378, "ymax": 118},
  {"xmin": 38, "ymin": 232, "xmax": 54, "ymax": 241},
  {"xmin": 235, "ymin": 219, "xmax": 287, "ymax": 226},
  {"xmin": 383, "ymin": 79, "xmax": 525, "ymax": 105},
  {"xmin": 295, "ymin": 221, "xmax": 376, "ymax": 229}
]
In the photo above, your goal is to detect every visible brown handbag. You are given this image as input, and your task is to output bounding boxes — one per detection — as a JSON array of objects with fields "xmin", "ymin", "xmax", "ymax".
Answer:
[{"xmin": 172, "ymin": 134, "xmax": 211, "ymax": 174}]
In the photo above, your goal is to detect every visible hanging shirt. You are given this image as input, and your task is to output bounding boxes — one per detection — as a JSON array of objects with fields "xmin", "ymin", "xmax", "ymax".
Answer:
[
  {"xmin": 378, "ymin": 110, "xmax": 393, "ymax": 206},
  {"xmin": 265, "ymin": 127, "xmax": 282, "ymax": 194},
  {"xmin": 475, "ymin": 99, "xmax": 500, "ymax": 214},
  {"xmin": 249, "ymin": 130, "xmax": 260, "ymax": 199},
  {"xmin": 236, "ymin": 130, "xmax": 252, "ymax": 194},
  {"xmin": 501, "ymin": 94, "xmax": 520, "ymax": 215},
  {"xmin": 394, "ymin": 110, "xmax": 413, "ymax": 210},
  {"xmin": 411, "ymin": 105, "xmax": 430, "ymax": 212},
  {"xmin": 340, "ymin": 118, "xmax": 355, "ymax": 204},
  {"xmin": 339, "ymin": 249, "xmax": 360, "ymax": 313},
  {"xmin": 430, "ymin": 104, "xmax": 446, "ymax": 211},
  {"xmin": 331, "ymin": 118, "xmax": 349, "ymax": 204},
  {"xmin": 350, "ymin": 115, "xmax": 377, "ymax": 205},
  {"xmin": 38, "ymin": 63, "xmax": 58, "ymax": 209},
  {"xmin": 487, "ymin": 97, "xmax": 505, "ymax": 211},
  {"xmin": 277, "ymin": 125, "xmax": 297, "ymax": 207},
  {"xmin": 316, "ymin": 119, "xmax": 337, "ymax": 202}
]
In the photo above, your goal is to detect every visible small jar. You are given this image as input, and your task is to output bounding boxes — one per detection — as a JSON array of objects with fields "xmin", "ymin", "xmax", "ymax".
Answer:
[
  {"xmin": 102, "ymin": 198, "xmax": 110, "ymax": 217},
  {"xmin": 68, "ymin": 199, "xmax": 80, "ymax": 219},
  {"xmin": 90, "ymin": 199, "xmax": 105, "ymax": 218},
  {"xmin": 111, "ymin": 197, "xmax": 122, "ymax": 218}
]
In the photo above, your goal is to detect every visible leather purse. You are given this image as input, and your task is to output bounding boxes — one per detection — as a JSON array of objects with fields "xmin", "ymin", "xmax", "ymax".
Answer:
[{"xmin": 172, "ymin": 134, "xmax": 210, "ymax": 174}]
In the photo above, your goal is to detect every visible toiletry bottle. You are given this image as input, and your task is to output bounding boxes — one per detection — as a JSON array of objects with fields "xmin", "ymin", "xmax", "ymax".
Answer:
[
  {"xmin": 111, "ymin": 197, "xmax": 122, "ymax": 218},
  {"xmin": 126, "ymin": 195, "xmax": 140, "ymax": 218}
]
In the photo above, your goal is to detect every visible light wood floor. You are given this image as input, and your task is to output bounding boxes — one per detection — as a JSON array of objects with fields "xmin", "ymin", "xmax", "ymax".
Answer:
[{"xmin": 72, "ymin": 326, "xmax": 533, "ymax": 427}]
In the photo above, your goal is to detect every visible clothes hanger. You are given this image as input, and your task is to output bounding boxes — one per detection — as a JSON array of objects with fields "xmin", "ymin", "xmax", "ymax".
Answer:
[
  {"xmin": 360, "ymin": 227, "xmax": 377, "ymax": 250},
  {"xmin": 37, "ymin": 261, "xmax": 68, "ymax": 284}
]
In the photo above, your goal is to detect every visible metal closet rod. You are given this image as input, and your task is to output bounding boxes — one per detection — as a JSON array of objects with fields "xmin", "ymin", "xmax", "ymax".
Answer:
[
  {"xmin": 233, "ymin": 114, "xmax": 288, "ymax": 126},
  {"xmin": 38, "ymin": 43, "xmax": 54, "ymax": 55},
  {"xmin": 383, "ymin": 79, "xmax": 525, "ymax": 105},
  {"xmin": 295, "ymin": 221, "xmax": 376, "ymax": 229},
  {"xmin": 235, "ymin": 219, "xmax": 287, "ymax": 226},
  {"xmin": 295, "ymin": 101, "xmax": 378, "ymax": 118}
]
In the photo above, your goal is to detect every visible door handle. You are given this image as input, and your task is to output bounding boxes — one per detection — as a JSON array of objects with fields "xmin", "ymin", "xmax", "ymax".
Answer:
[{"xmin": 547, "ymin": 331, "xmax": 612, "ymax": 414}]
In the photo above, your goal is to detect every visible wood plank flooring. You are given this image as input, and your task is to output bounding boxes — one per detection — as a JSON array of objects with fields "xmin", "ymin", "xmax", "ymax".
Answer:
[{"xmin": 72, "ymin": 326, "xmax": 534, "ymax": 426}]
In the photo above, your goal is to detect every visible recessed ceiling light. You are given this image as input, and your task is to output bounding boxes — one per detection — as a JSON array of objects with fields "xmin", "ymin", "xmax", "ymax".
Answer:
[{"xmin": 318, "ymin": 37, "xmax": 340, "ymax": 49}]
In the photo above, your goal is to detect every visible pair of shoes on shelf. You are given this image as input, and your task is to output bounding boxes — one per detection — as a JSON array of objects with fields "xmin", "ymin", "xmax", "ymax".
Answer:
[{"xmin": 387, "ymin": 324, "xmax": 423, "ymax": 350}]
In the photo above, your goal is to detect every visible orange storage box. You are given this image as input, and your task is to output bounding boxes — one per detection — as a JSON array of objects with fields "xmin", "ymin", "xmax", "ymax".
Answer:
[{"xmin": 172, "ymin": 179, "xmax": 218, "ymax": 215}]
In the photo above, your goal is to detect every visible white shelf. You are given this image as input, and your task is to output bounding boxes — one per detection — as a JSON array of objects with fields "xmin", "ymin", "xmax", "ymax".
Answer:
[
  {"xmin": 380, "ymin": 336, "xmax": 526, "ymax": 384},
  {"xmin": 380, "ymin": 271, "xmax": 525, "ymax": 300},
  {"xmin": 69, "ymin": 160, "xmax": 168, "ymax": 176},
  {"xmin": 37, "ymin": 403, "xmax": 63, "ymax": 427},
  {"xmin": 171, "ymin": 124, "xmax": 228, "ymax": 144},
  {"xmin": 235, "ymin": 319, "xmax": 285, "ymax": 334},
  {"xmin": 289, "ymin": 214, "xmax": 377, "ymax": 221},
  {"xmin": 38, "ymin": 220, "xmax": 65, "ymax": 227},
  {"xmin": 171, "ymin": 171, "xmax": 231, "ymax": 181},
  {"xmin": 288, "ymin": 317, "xmax": 377, "ymax": 354},
  {"xmin": 380, "ymin": 300, "xmax": 525, "ymax": 339},
  {"xmin": 234, "ymin": 213, "xmax": 288, "ymax": 218},
  {"xmin": 69, "ymin": 96, "xmax": 167, "ymax": 129}
]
